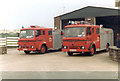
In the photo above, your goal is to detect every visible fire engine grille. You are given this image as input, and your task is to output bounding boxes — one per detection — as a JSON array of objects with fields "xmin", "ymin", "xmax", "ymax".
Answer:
[
  {"xmin": 69, "ymin": 46, "xmax": 79, "ymax": 49},
  {"xmin": 22, "ymin": 46, "xmax": 30, "ymax": 48}
]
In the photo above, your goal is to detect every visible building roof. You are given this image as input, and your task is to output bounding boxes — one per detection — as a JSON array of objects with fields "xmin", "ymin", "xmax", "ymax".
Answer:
[
  {"xmin": 56, "ymin": 6, "xmax": 120, "ymax": 20},
  {"xmin": 21, "ymin": 27, "xmax": 53, "ymax": 30}
]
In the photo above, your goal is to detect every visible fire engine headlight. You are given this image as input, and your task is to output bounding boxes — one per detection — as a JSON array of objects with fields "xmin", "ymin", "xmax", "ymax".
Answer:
[
  {"xmin": 31, "ymin": 46, "xmax": 34, "ymax": 49},
  {"xmin": 19, "ymin": 46, "xmax": 21, "ymax": 48},
  {"xmin": 81, "ymin": 46, "xmax": 85, "ymax": 49},
  {"xmin": 64, "ymin": 46, "xmax": 67, "ymax": 49}
]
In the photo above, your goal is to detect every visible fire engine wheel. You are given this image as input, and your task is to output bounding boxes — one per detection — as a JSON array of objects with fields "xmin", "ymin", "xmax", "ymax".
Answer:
[
  {"xmin": 68, "ymin": 52, "xmax": 73, "ymax": 56},
  {"xmin": 89, "ymin": 46, "xmax": 95, "ymax": 56},
  {"xmin": 40, "ymin": 45, "xmax": 47, "ymax": 54},
  {"xmin": 24, "ymin": 51, "xmax": 30, "ymax": 54},
  {"xmin": 106, "ymin": 44, "xmax": 109, "ymax": 52}
]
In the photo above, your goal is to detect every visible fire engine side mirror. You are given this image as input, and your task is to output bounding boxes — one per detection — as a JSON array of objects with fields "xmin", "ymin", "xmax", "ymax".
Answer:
[
  {"xmin": 36, "ymin": 30, "xmax": 41, "ymax": 37},
  {"xmin": 36, "ymin": 32, "xmax": 39, "ymax": 37},
  {"xmin": 36, "ymin": 34, "xmax": 39, "ymax": 37},
  {"xmin": 61, "ymin": 31, "xmax": 64, "ymax": 35}
]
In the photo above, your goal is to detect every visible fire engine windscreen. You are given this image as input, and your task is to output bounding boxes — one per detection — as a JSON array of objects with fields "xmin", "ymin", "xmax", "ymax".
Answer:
[
  {"xmin": 20, "ymin": 30, "xmax": 35, "ymax": 38},
  {"xmin": 64, "ymin": 27, "xmax": 85, "ymax": 37}
]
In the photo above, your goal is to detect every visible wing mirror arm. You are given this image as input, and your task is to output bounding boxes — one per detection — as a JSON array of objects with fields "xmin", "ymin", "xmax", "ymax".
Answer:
[{"xmin": 61, "ymin": 31, "xmax": 64, "ymax": 35}]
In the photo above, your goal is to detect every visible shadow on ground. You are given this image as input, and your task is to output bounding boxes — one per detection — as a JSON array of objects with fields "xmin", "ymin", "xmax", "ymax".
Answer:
[
  {"xmin": 21, "ymin": 49, "xmax": 108, "ymax": 57},
  {"xmin": 68, "ymin": 50, "xmax": 108, "ymax": 57},
  {"xmin": 22, "ymin": 50, "xmax": 61, "ymax": 55}
]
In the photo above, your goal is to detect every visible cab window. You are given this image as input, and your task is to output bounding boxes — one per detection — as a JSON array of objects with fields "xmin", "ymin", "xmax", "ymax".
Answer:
[
  {"xmin": 36, "ymin": 30, "xmax": 41, "ymax": 37},
  {"xmin": 92, "ymin": 28, "xmax": 94, "ymax": 33},
  {"xmin": 87, "ymin": 27, "xmax": 91, "ymax": 36},
  {"xmin": 43, "ymin": 30, "xmax": 45, "ymax": 35},
  {"xmin": 96, "ymin": 28, "xmax": 100, "ymax": 34},
  {"xmin": 48, "ymin": 30, "xmax": 52, "ymax": 35}
]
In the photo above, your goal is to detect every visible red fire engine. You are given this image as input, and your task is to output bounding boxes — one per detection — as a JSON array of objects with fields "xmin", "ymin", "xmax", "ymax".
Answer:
[
  {"xmin": 62, "ymin": 23, "xmax": 113, "ymax": 56},
  {"xmin": 18, "ymin": 26, "xmax": 62, "ymax": 54}
]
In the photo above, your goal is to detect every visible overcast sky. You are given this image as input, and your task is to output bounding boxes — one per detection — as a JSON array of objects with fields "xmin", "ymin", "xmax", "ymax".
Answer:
[{"xmin": 0, "ymin": 0, "xmax": 115, "ymax": 31}]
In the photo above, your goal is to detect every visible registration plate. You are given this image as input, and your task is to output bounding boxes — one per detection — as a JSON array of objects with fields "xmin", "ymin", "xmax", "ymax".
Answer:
[
  {"xmin": 23, "ymin": 49, "xmax": 27, "ymax": 50},
  {"xmin": 70, "ymin": 49, "xmax": 76, "ymax": 51}
]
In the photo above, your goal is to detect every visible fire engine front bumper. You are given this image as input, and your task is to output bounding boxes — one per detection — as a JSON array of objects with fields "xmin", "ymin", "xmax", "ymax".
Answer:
[
  {"xmin": 17, "ymin": 48, "xmax": 36, "ymax": 51},
  {"xmin": 62, "ymin": 49, "xmax": 90, "ymax": 52}
]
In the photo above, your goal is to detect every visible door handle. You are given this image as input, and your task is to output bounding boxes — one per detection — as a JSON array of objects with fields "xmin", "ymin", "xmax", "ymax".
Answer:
[{"xmin": 86, "ymin": 37, "xmax": 89, "ymax": 39}]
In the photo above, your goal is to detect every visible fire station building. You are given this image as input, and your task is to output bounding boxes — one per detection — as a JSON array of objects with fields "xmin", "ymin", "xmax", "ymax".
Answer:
[{"xmin": 54, "ymin": 6, "xmax": 120, "ymax": 45}]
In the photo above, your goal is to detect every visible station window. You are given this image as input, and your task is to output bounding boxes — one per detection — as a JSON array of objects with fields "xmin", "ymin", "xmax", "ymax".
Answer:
[
  {"xmin": 48, "ymin": 30, "xmax": 52, "ymax": 35},
  {"xmin": 43, "ymin": 30, "xmax": 45, "ymax": 35},
  {"xmin": 92, "ymin": 28, "xmax": 94, "ymax": 33},
  {"xmin": 87, "ymin": 27, "xmax": 91, "ymax": 36},
  {"xmin": 36, "ymin": 30, "xmax": 41, "ymax": 37},
  {"xmin": 96, "ymin": 28, "xmax": 100, "ymax": 34}
]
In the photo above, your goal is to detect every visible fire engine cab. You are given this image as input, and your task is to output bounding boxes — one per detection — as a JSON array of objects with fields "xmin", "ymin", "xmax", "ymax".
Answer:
[
  {"xmin": 18, "ymin": 26, "xmax": 62, "ymax": 54},
  {"xmin": 62, "ymin": 22, "xmax": 113, "ymax": 56}
]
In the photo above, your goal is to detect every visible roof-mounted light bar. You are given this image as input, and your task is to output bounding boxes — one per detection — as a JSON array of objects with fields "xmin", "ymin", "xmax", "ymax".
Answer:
[
  {"xmin": 30, "ymin": 25, "xmax": 36, "ymax": 28},
  {"xmin": 68, "ymin": 21, "xmax": 91, "ymax": 25}
]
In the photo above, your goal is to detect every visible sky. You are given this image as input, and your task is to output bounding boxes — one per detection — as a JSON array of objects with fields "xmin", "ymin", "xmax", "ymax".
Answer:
[{"xmin": 0, "ymin": 0, "xmax": 115, "ymax": 31}]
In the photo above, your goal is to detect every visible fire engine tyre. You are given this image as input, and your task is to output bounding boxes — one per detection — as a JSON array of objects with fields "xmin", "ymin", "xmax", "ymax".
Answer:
[
  {"xmin": 24, "ymin": 51, "xmax": 30, "ymax": 54},
  {"xmin": 89, "ymin": 46, "xmax": 95, "ymax": 56},
  {"xmin": 68, "ymin": 52, "xmax": 73, "ymax": 56},
  {"xmin": 106, "ymin": 44, "xmax": 109, "ymax": 52},
  {"xmin": 40, "ymin": 45, "xmax": 47, "ymax": 54}
]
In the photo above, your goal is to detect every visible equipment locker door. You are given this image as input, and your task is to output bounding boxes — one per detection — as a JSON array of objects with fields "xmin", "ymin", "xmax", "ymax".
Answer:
[{"xmin": 53, "ymin": 30, "xmax": 62, "ymax": 49}]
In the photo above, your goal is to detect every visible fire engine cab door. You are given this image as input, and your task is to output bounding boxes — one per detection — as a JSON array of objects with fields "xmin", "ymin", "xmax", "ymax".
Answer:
[
  {"xmin": 86, "ymin": 27, "xmax": 92, "ymax": 41},
  {"xmin": 95, "ymin": 28, "xmax": 100, "ymax": 48},
  {"xmin": 36, "ymin": 30, "xmax": 42, "ymax": 48},
  {"xmin": 47, "ymin": 30, "xmax": 53, "ymax": 48}
]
